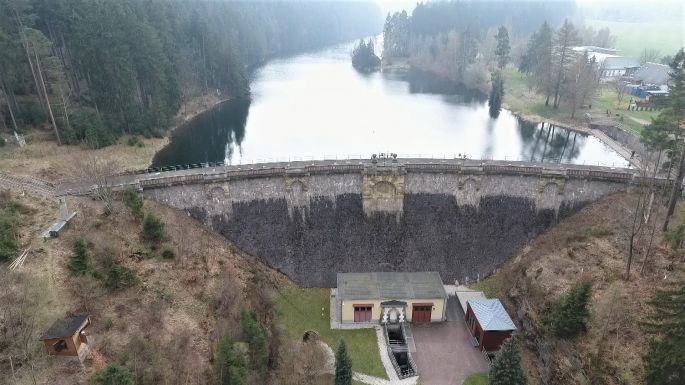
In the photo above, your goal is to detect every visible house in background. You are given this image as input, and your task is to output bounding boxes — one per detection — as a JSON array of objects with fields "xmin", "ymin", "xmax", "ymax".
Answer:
[
  {"xmin": 632, "ymin": 62, "xmax": 672, "ymax": 91},
  {"xmin": 599, "ymin": 56, "xmax": 640, "ymax": 80},
  {"xmin": 335, "ymin": 272, "xmax": 447, "ymax": 325},
  {"xmin": 572, "ymin": 46, "xmax": 640, "ymax": 82},
  {"xmin": 39, "ymin": 314, "xmax": 92, "ymax": 362},
  {"xmin": 465, "ymin": 299, "xmax": 516, "ymax": 352}
]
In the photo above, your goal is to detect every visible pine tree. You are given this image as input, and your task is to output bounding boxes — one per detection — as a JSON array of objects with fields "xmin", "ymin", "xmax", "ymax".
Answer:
[
  {"xmin": 90, "ymin": 363, "xmax": 134, "ymax": 385},
  {"xmin": 240, "ymin": 310, "xmax": 269, "ymax": 376},
  {"xmin": 495, "ymin": 26, "xmax": 510, "ymax": 69},
  {"xmin": 216, "ymin": 335, "xmax": 247, "ymax": 385},
  {"xmin": 489, "ymin": 72, "xmax": 504, "ymax": 118},
  {"xmin": 545, "ymin": 281, "xmax": 592, "ymax": 338},
  {"xmin": 67, "ymin": 238, "xmax": 89, "ymax": 275},
  {"xmin": 335, "ymin": 340, "xmax": 352, "ymax": 385},
  {"xmin": 642, "ymin": 281, "xmax": 685, "ymax": 385},
  {"xmin": 489, "ymin": 336, "xmax": 528, "ymax": 385},
  {"xmin": 142, "ymin": 213, "xmax": 164, "ymax": 242},
  {"xmin": 658, "ymin": 49, "xmax": 685, "ymax": 231}
]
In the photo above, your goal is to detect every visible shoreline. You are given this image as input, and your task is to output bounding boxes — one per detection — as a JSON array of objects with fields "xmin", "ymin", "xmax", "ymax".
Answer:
[{"xmin": 145, "ymin": 94, "xmax": 231, "ymax": 167}]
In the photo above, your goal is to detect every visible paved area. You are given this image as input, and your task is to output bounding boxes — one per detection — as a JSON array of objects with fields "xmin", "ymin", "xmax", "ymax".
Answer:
[{"xmin": 412, "ymin": 296, "xmax": 487, "ymax": 385}]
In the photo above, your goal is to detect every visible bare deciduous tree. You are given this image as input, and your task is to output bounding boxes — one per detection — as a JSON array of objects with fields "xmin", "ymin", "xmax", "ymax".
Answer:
[
  {"xmin": 0, "ymin": 271, "xmax": 44, "ymax": 383},
  {"xmin": 639, "ymin": 48, "xmax": 661, "ymax": 65},
  {"xmin": 614, "ymin": 80, "xmax": 627, "ymax": 104},
  {"xmin": 68, "ymin": 154, "xmax": 120, "ymax": 215}
]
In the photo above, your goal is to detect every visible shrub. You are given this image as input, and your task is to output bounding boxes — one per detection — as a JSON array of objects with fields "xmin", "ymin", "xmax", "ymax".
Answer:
[
  {"xmin": 126, "ymin": 136, "xmax": 140, "ymax": 147},
  {"xmin": 90, "ymin": 363, "xmax": 134, "ymax": 385},
  {"xmin": 545, "ymin": 281, "xmax": 592, "ymax": 338},
  {"xmin": 123, "ymin": 188, "xmax": 144, "ymax": 220},
  {"xmin": 17, "ymin": 100, "xmax": 46, "ymax": 126},
  {"xmin": 103, "ymin": 261, "xmax": 138, "ymax": 290},
  {"xmin": 161, "ymin": 248, "xmax": 175, "ymax": 259},
  {"xmin": 67, "ymin": 238, "xmax": 90, "ymax": 275},
  {"xmin": 142, "ymin": 213, "xmax": 164, "ymax": 242},
  {"xmin": 665, "ymin": 219, "xmax": 685, "ymax": 250},
  {"xmin": 70, "ymin": 107, "xmax": 117, "ymax": 149},
  {"xmin": 216, "ymin": 335, "xmax": 246, "ymax": 385},
  {"xmin": 0, "ymin": 196, "xmax": 20, "ymax": 261}
]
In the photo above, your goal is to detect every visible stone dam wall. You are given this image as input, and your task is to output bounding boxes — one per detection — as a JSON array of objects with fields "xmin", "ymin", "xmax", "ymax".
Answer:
[{"xmin": 133, "ymin": 159, "xmax": 639, "ymax": 287}]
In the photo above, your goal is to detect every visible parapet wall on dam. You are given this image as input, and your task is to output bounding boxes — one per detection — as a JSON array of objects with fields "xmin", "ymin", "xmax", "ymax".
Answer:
[{"xmin": 134, "ymin": 159, "xmax": 638, "ymax": 287}]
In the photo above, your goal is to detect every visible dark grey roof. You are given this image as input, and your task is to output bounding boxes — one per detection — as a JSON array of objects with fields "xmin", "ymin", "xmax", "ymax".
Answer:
[
  {"xmin": 469, "ymin": 299, "xmax": 516, "ymax": 331},
  {"xmin": 337, "ymin": 272, "xmax": 447, "ymax": 301},
  {"xmin": 601, "ymin": 56, "xmax": 640, "ymax": 70},
  {"xmin": 39, "ymin": 315, "xmax": 89, "ymax": 340},
  {"xmin": 634, "ymin": 62, "xmax": 671, "ymax": 86}
]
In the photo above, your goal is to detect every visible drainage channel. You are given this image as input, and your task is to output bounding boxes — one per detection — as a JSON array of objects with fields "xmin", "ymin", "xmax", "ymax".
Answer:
[{"xmin": 384, "ymin": 323, "xmax": 417, "ymax": 379}]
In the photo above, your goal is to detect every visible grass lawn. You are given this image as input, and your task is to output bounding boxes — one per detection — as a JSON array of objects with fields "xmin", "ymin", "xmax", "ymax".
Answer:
[
  {"xmin": 275, "ymin": 286, "xmax": 388, "ymax": 379},
  {"xmin": 504, "ymin": 68, "xmax": 659, "ymax": 136},
  {"xmin": 471, "ymin": 274, "xmax": 503, "ymax": 298},
  {"xmin": 463, "ymin": 372, "xmax": 488, "ymax": 385},
  {"xmin": 585, "ymin": 19, "xmax": 684, "ymax": 59}
]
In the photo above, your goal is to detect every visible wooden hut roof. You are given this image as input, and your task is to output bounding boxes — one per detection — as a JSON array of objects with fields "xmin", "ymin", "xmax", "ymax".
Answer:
[{"xmin": 39, "ymin": 315, "xmax": 89, "ymax": 341}]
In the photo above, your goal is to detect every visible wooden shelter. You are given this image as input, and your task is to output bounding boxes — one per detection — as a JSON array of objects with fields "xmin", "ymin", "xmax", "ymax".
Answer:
[
  {"xmin": 39, "ymin": 315, "xmax": 91, "ymax": 362},
  {"xmin": 465, "ymin": 299, "xmax": 515, "ymax": 352}
]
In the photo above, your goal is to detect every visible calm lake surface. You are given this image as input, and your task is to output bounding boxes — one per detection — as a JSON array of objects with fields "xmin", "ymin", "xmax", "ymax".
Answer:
[{"xmin": 152, "ymin": 41, "xmax": 628, "ymax": 168}]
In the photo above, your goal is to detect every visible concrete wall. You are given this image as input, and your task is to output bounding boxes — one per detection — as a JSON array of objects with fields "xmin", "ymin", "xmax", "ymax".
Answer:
[
  {"xmin": 141, "ymin": 160, "xmax": 634, "ymax": 287},
  {"xmin": 340, "ymin": 299, "xmax": 445, "ymax": 323}
]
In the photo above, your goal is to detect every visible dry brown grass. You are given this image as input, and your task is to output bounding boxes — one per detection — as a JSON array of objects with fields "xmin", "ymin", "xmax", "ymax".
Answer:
[
  {"xmin": 0, "ymin": 93, "xmax": 222, "ymax": 183},
  {"xmin": 481, "ymin": 192, "xmax": 685, "ymax": 385},
  {"xmin": 0, "ymin": 190, "xmax": 286, "ymax": 385}
]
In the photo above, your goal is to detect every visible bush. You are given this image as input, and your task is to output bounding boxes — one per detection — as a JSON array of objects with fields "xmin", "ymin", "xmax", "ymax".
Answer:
[
  {"xmin": 216, "ymin": 335, "xmax": 246, "ymax": 385},
  {"xmin": 665, "ymin": 219, "xmax": 685, "ymax": 250},
  {"xmin": 123, "ymin": 188, "xmax": 144, "ymax": 220},
  {"xmin": 142, "ymin": 213, "xmax": 164, "ymax": 242},
  {"xmin": 126, "ymin": 136, "xmax": 141, "ymax": 147},
  {"xmin": 545, "ymin": 281, "xmax": 592, "ymax": 338},
  {"xmin": 70, "ymin": 107, "xmax": 117, "ymax": 149},
  {"xmin": 0, "ymin": 195, "xmax": 20, "ymax": 261},
  {"xmin": 17, "ymin": 100, "xmax": 46, "ymax": 126},
  {"xmin": 67, "ymin": 238, "xmax": 90, "ymax": 275},
  {"xmin": 103, "ymin": 261, "xmax": 138, "ymax": 290},
  {"xmin": 90, "ymin": 363, "xmax": 134, "ymax": 385},
  {"xmin": 161, "ymin": 248, "xmax": 175, "ymax": 259}
]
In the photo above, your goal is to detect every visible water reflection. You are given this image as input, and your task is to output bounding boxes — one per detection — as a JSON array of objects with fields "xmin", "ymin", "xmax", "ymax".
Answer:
[
  {"xmin": 152, "ymin": 40, "xmax": 628, "ymax": 168},
  {"xmin": 153, "ymin": 99, "xmax": 249, "ymax": 167}
]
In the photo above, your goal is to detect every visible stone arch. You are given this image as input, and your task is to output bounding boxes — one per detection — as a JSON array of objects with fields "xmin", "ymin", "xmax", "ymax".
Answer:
[
  {"xmin": 372, "ymin": 181, "xmax": 397, "ymax": 198},
  {"xmin": 537, "ymin": 179, "xmax": 565, "ymax": 213},
  {"xmin": 456, "ymin": 176, "xmax": 481, "ymax": 207},
  {"xmin": 458, "ymin": 176, "xmax": 481, "ymax": 191}
]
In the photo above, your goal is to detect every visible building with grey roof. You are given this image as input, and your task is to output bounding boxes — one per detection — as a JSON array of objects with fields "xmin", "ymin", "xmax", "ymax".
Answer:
[
  {"xmin": 465, "ymin": 299, "xmax": 516, "ymax": 352},
  {"xmin": 336, "ymin": 272, "xmax": 447, "ymax": 324},
  {"xmin": 634, "ymin": 62, "xmax": 671, "ymax": 88}
]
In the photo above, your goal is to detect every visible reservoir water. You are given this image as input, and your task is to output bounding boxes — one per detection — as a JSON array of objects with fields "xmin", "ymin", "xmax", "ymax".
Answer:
[{"xmin": 152, "ymin": 41, "xmax": 628, "ymax": 168}]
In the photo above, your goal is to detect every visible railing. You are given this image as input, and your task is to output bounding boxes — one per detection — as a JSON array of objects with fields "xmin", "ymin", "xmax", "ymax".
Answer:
[{"xmin": 383, "ymin": 323, "xmax": 417, "ymax": 379}]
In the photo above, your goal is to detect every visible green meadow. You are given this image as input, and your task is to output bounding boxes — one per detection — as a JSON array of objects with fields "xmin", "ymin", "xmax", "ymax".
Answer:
[{"xmin": 585, "ymin": 19, "xmax": 684, "ymax": 59}]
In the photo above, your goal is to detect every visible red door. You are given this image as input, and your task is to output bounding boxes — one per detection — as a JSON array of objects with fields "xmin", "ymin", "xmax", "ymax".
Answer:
[
  {"xmin": 412, "ymin": 305, "xmax": 432, "ymax": 322},
  {"xmin": 354, "ymin": 305, "xmax": 373, "ymax": 322}
]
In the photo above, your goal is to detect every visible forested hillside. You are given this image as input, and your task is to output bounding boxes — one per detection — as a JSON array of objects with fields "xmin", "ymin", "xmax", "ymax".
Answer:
[
  {"xmin": 382, "ymin": 1, "xmax": 604, "ymax": 93},
  {"xmin": 0, "ymin": 0, "xmax": 381, "ymax": 147}
]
